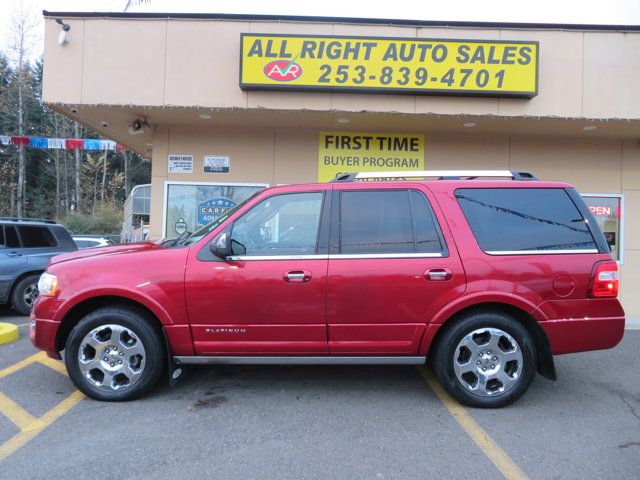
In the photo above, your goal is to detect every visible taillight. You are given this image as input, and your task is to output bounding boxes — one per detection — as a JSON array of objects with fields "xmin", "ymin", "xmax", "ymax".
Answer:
[{"xmin": 590, "ymin": 261, "xmax": 619, "ymax": 298}]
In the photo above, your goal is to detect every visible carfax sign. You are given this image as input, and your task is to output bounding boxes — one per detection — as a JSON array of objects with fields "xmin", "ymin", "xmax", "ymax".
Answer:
[
  {"xmin": 318, "ymin": 132, "xmax": 425, "ymax": 182},
  {"xmin": 240, "ymin": 34, "xmax": 538, "ymax": 98}
]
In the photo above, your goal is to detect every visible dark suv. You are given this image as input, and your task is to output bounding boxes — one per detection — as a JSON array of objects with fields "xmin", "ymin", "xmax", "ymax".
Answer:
[
  {"xmin": 0, "ymin": 219, "xmax": 77, "ymax": 315},
  {"xmin": 30, "ymin": 171, "xmax": 625, "ymax": 407}
]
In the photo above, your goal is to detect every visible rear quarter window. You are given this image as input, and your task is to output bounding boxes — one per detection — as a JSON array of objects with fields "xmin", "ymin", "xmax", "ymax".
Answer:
[
  {"xmin": 456, "ymin": 188, "xmax": 597, "ymax": 253},
  {"xmin": 18, "ymin": 226, "xmax": 58, "ymax": 248}
]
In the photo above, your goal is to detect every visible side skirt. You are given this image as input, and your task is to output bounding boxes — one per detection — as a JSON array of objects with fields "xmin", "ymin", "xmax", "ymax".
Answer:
[{"xmin": 173, "ymin": 356, "xmax": 427, "ymax": 365}]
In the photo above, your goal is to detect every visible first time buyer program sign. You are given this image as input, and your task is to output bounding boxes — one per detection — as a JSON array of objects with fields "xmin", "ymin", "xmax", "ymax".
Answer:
[
  {"xmin": 240, "ymin": 34, "xmax": 538, "ymax": 98},
  {"xmin": 318, "ymin": 133, "xmax": 425, "ymax": 182}
]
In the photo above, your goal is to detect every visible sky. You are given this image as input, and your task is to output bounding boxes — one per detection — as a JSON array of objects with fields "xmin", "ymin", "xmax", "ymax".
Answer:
[{"xmin": 2, "ymin": 0, "xmax": 640, "ymax": 64}]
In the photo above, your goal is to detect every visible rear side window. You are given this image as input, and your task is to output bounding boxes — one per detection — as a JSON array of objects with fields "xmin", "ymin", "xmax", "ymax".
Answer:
[
  {"xmin": 4, "ymin": 226, "xmax": 20, "ymax": 248},
  {"xmin": 456, "ymin": 188, "xmax": 597, "ymax": 253},
  {"xmin": 17, "ymin": 226, "xmax": 57, "ymax": 248},
  {"xmin": 339, "ymin": 190, "xmax": 444, "ymax": 254}
]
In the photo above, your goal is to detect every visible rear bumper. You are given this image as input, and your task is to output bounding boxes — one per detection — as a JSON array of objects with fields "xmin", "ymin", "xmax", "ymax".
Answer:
[{"xmin": 539, "ymin": 317, "xmax": 625, "ymax": 355}]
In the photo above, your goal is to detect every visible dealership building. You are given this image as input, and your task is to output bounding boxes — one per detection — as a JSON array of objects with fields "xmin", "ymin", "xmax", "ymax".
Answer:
[{"xmin": 41, "ymin": 12, "xmax": 639, "ymax": 314}]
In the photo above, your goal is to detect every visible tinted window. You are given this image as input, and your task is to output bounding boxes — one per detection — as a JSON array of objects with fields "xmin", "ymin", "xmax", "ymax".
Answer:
[
  {"xmin": 18, "ymin": 226, "xmax": 57, "ymax": 248},
  {"xmin": 339, "ymin": 190, "xmax": 444, "ymax": 254},
  {"xmin": 0, "ymin": 226, "xmax": 4, "ymax": 247},
  {"xmin": 410, "ymin": 190, "xmax": 445, "ymax": 254},
  {"xmin": 231, "ymin": 192, "xmax": 323, "ymax": 256},
  {"xmin": 456, "ymin": 188, "xmax": 596, "ymax": 252},
  {"xmin": 5, "ymin": 226, "xmax": 20, "ymax": 248}
]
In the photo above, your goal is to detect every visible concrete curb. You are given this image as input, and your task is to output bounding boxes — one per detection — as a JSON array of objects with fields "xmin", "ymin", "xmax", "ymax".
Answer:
[{"xmin": 0, "ymin": 323, "xmax": 20, "ymax": 344}]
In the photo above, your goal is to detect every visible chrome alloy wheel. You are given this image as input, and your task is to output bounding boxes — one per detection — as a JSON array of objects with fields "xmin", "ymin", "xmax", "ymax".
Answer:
[
  {"xmin": 23, "ymin": 283, "xmax": 39, "ymax": 307},
  {"xmin": 77, "ymin": 324, "xmax": 146, "ymax": 391},
  {"xmin": 452, "ymin": 327, "xmax": 523, "ymax": 397}
]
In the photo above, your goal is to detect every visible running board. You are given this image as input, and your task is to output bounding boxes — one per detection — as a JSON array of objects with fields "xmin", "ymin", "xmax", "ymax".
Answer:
[{"xmin": 173, "ymin": 356, "xmax": 426, "ymax": 365}]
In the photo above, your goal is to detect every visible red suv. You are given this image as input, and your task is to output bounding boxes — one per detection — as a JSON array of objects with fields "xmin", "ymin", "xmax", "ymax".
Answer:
[{"xmin": 30, "ymin": 170, "xmax": 625, "ymax": 407}]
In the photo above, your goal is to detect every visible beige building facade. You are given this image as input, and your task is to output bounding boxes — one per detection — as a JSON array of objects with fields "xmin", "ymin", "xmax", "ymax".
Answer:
[{"xmin": 41, "ymin": 12, "xmax": 640, "ymax": 313}]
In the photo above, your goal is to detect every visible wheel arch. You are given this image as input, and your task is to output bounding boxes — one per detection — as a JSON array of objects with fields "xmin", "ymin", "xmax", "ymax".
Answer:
[
  {"xmin": 425, "ymin": 302, "xmax": 556, "ymax": 381},
  {"xmin": 55, "ymin": 296, "xmax": 165, "ymax": 352}
]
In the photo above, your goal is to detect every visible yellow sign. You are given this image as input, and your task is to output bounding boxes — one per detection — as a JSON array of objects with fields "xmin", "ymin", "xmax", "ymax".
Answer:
[
  {"xmin": 318, "ymin": 132, "xmax": 425, "ymax": 182},
  {"xmin": 240, "ymin": 34, "xmax": 538, "ymax": 98}
]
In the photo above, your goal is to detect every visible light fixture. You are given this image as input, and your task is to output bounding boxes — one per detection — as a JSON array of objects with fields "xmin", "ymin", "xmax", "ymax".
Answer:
[
  {"xmin": 583, "ymin": 125, "xmax": 597, "ymax": 131},
  {"xmin": 463, "ymin": 122, "xmax": 476, "ymax": 128},
  {"xmin": 198, "ymin": 114, "xmax": 212, "ymax": 120},
  {"xmin": 55, "ymin": 18, "xmax": 70, "ymax": 45},
  {"xmin": 336, "ymin": 118, "xmax": 349, "ymax": 124}
]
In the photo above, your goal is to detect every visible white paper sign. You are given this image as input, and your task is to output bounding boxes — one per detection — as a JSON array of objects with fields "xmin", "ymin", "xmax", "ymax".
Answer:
[
  {"xmin": 168, "ymin": 154, "xmax": 193, "ymax": 173},
  {"xmin": 203, "ymin": 155, "xmax": 230, "ymax": 174}
]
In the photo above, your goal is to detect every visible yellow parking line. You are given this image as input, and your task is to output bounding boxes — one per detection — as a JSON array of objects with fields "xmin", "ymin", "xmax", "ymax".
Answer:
[
  {"xmin": 37, "ymin": 356, "xmax": 68, "ymax": 376},
  {"xmin": 0, "ymin": 392, "xmax": 38, "ymax": 430},
  {"xmin": 417, "ymin": 366, "xmax": 529, "ymax": 480},
  {"xmin": 0, "ymin": 353, "xmax": 43, "ymax": 380},
  {"xmin": 0, "ymin": 390, "xmax": 84, "ymax": 462}
]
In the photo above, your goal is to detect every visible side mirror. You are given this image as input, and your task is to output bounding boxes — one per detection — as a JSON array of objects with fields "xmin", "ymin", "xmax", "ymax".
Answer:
[{"xmin": 209, "ymin": 232, "xmax": 232, "ymax": 259}]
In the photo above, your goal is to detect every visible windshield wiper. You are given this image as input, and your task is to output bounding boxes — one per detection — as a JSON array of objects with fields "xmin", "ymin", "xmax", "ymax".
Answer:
[{"xmin": 165, "ymin": 230, "xmax": 191, "ymax": 247}]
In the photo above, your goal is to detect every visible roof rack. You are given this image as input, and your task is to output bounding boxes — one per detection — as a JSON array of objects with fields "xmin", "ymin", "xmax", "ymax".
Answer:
[
  {"xmin": 0, "ymin": 217, "xmax": 57, "ymax": 224},
  {"xmin": 330, "ymin": 170, "xmax": 538, "ymax": 182}
]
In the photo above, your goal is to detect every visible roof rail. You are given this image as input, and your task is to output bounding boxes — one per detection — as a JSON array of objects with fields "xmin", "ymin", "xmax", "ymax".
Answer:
[
  {"xmin": 0, "ymin": 217, "xmax": 57, "ymax": 224},
  {"xmin": 330, "ymin": 170, "xmax": 538, "ymax": 182}
]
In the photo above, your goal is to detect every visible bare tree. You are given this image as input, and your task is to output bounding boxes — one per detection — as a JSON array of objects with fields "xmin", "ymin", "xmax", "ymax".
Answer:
[
  {"xmin": 124, "ymin": 0, "xmax": 151, "ymax": 11},
  {"xmin": 5, "ymin": 2, "xmax": 39, "ymax": 217}
]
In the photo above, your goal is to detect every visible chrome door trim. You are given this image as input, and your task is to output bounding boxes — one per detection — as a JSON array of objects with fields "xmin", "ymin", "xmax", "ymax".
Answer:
[
  {"xmin": 225, "ymin": 253, "xmax": 444, "ymax": 261},
  {"xmin": 174, "ymin": 356, "xmax": 426, "ymax": 365},
  {"xmin": 485, "ymin": 249, "xmax": 598, "ymax": 255}
]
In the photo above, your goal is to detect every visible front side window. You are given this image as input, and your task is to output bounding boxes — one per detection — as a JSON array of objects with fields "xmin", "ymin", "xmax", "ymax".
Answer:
[
  {"xmin": 456, "ymin": 188, "xmax": 597, "ymax": 253},
  {"xmin": 18, "ymin": 226, "xmax": 57, "ymax": 248},
  {"xmin": 230, "ymin": 192, "xmax": 323, "ymax": 256},
  {"xmin": 4, "ymin": 226, "xmax": 21, "ymax": 248},
  {"xmin": 339, "ymin": 189, "xmax": 444, "ymax": 254}
]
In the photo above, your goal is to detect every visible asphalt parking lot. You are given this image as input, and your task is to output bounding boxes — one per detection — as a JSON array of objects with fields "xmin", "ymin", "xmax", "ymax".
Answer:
[{"xmin": 0, "ymin": 308, "xmax": 638, "ymax": 480}]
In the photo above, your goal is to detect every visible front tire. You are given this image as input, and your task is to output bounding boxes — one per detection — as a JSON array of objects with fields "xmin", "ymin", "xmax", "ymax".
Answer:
[
  {"xmin": 432, "ymin": 311, "xmax": 536, "ymax": 408},
  {"xmin": 11, "ymin": 274, "xmax": 41, "ymax": 316},
  {"xmin": 65, "ymin": 307, "xmax": 165, "ymax": 401}
]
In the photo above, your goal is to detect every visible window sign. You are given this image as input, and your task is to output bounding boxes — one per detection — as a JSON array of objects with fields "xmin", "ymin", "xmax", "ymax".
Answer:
[
  {"xmin": 582, "ymin": 194, "xmax": 624, "ymax": 262},
  {"xmin": 164, "ymin": 182, "xmax": 267, "ymax": 237}
]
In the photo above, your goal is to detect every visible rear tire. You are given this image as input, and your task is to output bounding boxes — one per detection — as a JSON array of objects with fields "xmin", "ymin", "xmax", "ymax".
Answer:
[
  {"xmin": 11, "ymin": 274, "xmax": 40, "ymax": 316},
  {"xmin": 64, "ymin": 307, "xmax": 165, "ymax": 401},
  {"xmin": 432, "ymin": 311, "xmax": 536, "ymax": 408}
]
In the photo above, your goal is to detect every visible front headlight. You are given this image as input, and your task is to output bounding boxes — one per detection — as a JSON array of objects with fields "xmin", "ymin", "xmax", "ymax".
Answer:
[{"xmin": 37, "ymin": 273, "xmax": 58, "ymax": 297}]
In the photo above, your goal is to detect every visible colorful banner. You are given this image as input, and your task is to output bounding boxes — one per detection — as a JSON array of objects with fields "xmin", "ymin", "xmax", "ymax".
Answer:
[
  {"xmin": 241, "ymin": 34, "xmax": 538, "ymax": 98},
  {"xmin": 318, "ymin": 132, "xmax": 425, "ymax": 182},
  {"xmin": 0, "ymin": 135, "xmax": 127, "ymax": 151}
]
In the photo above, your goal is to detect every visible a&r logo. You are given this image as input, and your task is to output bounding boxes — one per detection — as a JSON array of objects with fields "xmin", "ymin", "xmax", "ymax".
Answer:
[{"xmin": 263, "ymin": 56, "xmax": 303, "ymax": 82}]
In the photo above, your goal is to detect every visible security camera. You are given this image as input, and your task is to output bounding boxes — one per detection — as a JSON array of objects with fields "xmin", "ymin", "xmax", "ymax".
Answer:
[
  {"xmin": 70, "ymin": 107, "xmax": 78, "ymax": 113},
  {"xmin": 128, "ymin": 118, "xmax": 145, "ymax": 135},
  {"xmin": 100, "ymin": 120, "xmax": 109, "ymax": 128}
]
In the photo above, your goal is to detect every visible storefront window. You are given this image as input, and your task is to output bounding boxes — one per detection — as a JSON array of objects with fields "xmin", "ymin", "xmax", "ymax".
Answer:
[
  {"xmin": 164, "ymin": 182, "xmax": 267, "ymax": 237},
  {"xmin": 581, "ymin": 194, "xmax": 624, "ymax": 262}
]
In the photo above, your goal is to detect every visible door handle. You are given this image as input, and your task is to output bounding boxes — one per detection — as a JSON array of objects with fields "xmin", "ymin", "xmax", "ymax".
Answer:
[
  {"xmin": 7, "ymin": 252, "xmax": 21, "ymax": 258},
  {"xmin": 425, "ymin": 268, "xmax": 453, "ymax": 281},
  {"xmin": 283, "ymin": 270, "xmax": 312, "ymax": 283}
]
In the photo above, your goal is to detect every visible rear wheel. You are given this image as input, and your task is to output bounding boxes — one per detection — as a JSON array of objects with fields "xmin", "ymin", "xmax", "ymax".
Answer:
[
  {"xmin": 65, "ymin": 307, "xmax": 165, "ymax": 401},
  {"xmin": 432, "ymin": 311, "xmax": 536, "ymax": 408},
  {"xmin": 11, "ymin": 274, "xmax": 40, "ymax": 316}
]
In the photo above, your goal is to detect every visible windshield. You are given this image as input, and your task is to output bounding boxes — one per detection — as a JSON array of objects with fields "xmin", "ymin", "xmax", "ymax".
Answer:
[{"xmin": 180, "ymin": 191, "xmax": 262, "ymax": 246}]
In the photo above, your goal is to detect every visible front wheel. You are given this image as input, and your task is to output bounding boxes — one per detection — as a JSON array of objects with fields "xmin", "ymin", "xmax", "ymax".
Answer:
[
  {"xmin": 11, "ymin": 274, "xmax": 40, "ymax": 316},
  {"xmin": 65, "ymin": 307, "xmax": 165, "ymax": 401},
  {"xmin": 431, "ymin": 311, "xmax": 536, "ymax": 408}
]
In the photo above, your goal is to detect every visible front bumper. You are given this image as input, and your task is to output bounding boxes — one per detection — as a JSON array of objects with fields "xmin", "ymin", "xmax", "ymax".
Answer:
[{"xmin": 30, "ymin": 296, "xmax": 63, "ymax": 358}]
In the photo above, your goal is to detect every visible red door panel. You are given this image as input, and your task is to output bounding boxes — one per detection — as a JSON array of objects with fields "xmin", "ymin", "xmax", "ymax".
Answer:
[{"xmin": 185, "ymin": 259, "xmax": 328, "ymax": 355}]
